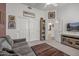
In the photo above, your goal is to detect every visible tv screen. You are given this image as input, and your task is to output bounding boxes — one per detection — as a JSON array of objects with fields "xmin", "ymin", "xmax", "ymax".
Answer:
[{"xmin": 67, "ymin": 22, "xmax": 79, "ymax": 31}]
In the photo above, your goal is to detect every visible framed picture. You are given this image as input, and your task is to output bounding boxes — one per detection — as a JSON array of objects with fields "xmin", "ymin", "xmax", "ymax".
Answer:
[
  {"xmin": 48, "ymin": 12, "xmax": 55, "ymax": 19},
  {"xmin": 23, "ymin": 11, "xmax": 35, "ymax": 18},
  {"xmin": 8, "ymin": 15, "xmax": 16, "ymax": 29},
  {"xmin": 8, "ymin": 21, "xmax": 16, "ymax": 29},
  {"xmin": 8, "ymin": 15, "xmax": 15, "ymax": 21}
]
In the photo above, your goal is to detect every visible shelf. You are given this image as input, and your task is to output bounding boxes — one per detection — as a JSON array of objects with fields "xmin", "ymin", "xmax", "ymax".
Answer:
[{"xmin": 40, "ymin": 18, "xmax": 45, "ymax": 40}]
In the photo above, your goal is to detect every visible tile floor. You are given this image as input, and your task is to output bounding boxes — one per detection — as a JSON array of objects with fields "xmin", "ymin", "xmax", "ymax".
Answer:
[{"xmin": 28, "ymin": 39, "xmax": 79, "ymax": 56}]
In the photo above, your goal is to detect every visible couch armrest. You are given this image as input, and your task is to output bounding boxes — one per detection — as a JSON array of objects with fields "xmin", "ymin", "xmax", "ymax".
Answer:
[
  {"xmin": 13, "ymin": 38, "xmax": 26, "ymax": 43},
  {"xmin": 2, "ymin": 48, "xmax": 15, "ymax": 54}
]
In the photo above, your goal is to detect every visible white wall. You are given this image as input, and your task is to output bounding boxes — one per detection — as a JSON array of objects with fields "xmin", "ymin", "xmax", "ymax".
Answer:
[
  {"xmin": 46, "ymin": 8, "xmax": 57, "ymax": 40},
  {"xmin": 52, "ymin": 7, "xmax": 61, "ymax": 42},
  {"xmin": 57, "ymin": 3, "xmax": 79, "ymax": 42},
  {"xmin": 6, "ymin": 3, "xmax": 47, "ymax": 41},
  {"xmin": 44, "ymin": 7, "xmax": 60, "ymax": 41},
  {"xmin": 44, "ymin": 7, "xmax": 61, "ymax": 42}
]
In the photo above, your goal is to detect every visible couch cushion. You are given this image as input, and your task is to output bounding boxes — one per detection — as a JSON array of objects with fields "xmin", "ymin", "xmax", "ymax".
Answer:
[
  {"xmin": 13, "ymin": 41, "xmax": 28, "ymax": 48},
  {"xmin": 13, "ymin": 39, "xmax": 26, "ymax": 43},
  {"xmin": 0, "ymin": 38, "xmax": 5, "ymax": 51},
  {"xmin": 0, "ymin": 51, "xmax": 18, "ymax": 56},
  {"xmin": 0, "ymin": 37, "xmax": 12, "ymax": 51},
  {"xmin": 1, "ymin": 40, "xmax": 12, "ymax": 50},
  {"xmin": 13, "ymin": 45, "xmax": 35, "ymax": 56},
  {"xmin": 13, "ymin": 39, "xmax": 35, "ymax": 56},
  {"xmin": 5, "ymin": 35, "xmax": 13, "ymax": 47}
]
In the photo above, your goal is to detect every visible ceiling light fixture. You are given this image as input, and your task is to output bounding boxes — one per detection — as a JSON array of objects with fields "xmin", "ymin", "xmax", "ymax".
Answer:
[
  {"xmin": 52, "ymin": 3, "xmax": 58, "ymax": 6},
  {"xmin": 55, "ymin": 20, "xmax": 59, "ymax": 23},
  {"xmin": 49, "ymin": 23, "xmax": 52, "ymax": 25},
  {"xmin": 45, "ymin": 3, "xmax": 58, "ymax": 7},
  {"xmin": 46, "ymin": 3, "xmax": 52, "ymax": 5}
]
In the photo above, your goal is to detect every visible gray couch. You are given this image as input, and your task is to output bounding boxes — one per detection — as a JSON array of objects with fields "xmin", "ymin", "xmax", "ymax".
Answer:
[
  {"xmin": 13, "ymin": 39, "xmax": 35, "ymax": 56},
  {"xmin": 0, "ymin": 35, "xmax": 35, "ymax": 56},
  {"xmin": 0, "ymin": 36, "xmax": 17, "ymax": 56}
]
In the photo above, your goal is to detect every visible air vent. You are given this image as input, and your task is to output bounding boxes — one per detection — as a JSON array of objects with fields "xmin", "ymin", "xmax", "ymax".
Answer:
[{"xmin": 27, "ymin": 6, "xmax": 32, "ymax": 9}]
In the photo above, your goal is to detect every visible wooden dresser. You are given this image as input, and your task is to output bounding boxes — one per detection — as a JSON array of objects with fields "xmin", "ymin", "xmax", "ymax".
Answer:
[{"xmin": 61, "ymin": 34, "xmax": 79, "ymax": 50}]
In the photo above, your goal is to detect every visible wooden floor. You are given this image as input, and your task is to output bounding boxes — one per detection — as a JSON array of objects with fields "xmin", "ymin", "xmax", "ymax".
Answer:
[{"xmin": 31, "ymin": 43, "xmax": 67, "ymax": 56}]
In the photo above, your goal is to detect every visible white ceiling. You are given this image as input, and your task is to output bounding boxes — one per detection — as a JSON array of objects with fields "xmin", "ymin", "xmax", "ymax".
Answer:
[
  {"xmin": 23, "ymin": 3, "xmax": 69, "ymax": 10},
  {"xmin": 23, "ymin": 3, "xmax": 57, "ymax": 10}
]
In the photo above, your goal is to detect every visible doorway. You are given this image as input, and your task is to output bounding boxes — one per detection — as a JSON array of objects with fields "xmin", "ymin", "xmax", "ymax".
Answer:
[
  {"xmin": 47, "ymin": 20, "xmax": 54, "ymax": 40},
  {"xmin": 26, "ymin": 18, "xmax": 39, "ymax": 42},
  {"xmin": 17, "ymin": 17, "xmax": 39, "ymax": 42}
]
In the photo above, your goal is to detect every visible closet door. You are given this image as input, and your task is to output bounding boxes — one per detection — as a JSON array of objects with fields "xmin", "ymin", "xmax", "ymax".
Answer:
[
  {"xmin": 25, "ymin": 19, "xmax": 29, "ymax": 41},
  {"xmin": 19, "ymin": 18, "xmax": 26, "ymax": 39},
  {"xmin": 17, "ymin": 17, "xmax": 39, "ymax": 42},
  {"xmin": 29, "ymin": 18, "xmax": 38, "ymax": 41},
  {"xmin": 16, "ymin": 17, "xmax": 29, "ymax": 41}
]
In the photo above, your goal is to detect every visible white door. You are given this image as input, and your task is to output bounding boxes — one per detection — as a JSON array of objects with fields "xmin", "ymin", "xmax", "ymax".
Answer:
[
  {"xmin": 29, "ymin": 18, "xmax": 39, "ymax": 41},
  {"xmin": 25, "ymin": 18, "xmax": 29, "ymax": 41},
  {"xmin": 16, "ymin": 17, "xmax": 29, "ymax": 41},
  {"xmin": 17, "ymin": 17, "xmax": 39, "ymax": 42}
]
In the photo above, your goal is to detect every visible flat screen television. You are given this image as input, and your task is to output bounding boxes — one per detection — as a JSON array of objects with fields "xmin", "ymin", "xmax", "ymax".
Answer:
[{"xmin": 67, "ymin": 22, "xmax": 79, "ymax": 31}]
